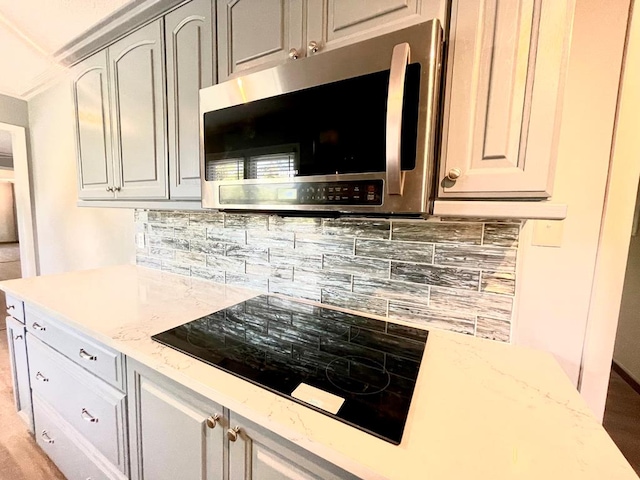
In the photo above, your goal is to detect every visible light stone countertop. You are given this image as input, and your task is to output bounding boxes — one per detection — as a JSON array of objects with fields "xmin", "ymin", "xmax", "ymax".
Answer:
[{"xmin": 1, "ymin": 264, "xmax": 637, "ymax": 480}]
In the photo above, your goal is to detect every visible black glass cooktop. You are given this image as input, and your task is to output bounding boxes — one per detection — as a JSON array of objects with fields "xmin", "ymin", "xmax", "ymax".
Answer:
[{"xmin": 152, "ymin": 295, "xmax": 428, "ymax": 444}]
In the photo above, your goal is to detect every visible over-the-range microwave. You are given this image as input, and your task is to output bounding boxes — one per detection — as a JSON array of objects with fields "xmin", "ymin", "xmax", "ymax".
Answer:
[{"xmin": 199, "ymin": 20, "xmax": 443, "ymax": 214}]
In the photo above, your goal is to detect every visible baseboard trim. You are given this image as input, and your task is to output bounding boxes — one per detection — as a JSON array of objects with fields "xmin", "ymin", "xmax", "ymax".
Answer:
[{"xmin": 612, "ymin": 361, "xmax": 640, "ymax": 396}]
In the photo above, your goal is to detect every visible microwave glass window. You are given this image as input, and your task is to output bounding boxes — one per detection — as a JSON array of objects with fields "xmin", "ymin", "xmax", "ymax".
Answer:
[
  {"xmin": 247, "ymin": 153, "xmax": 297, "ymax": 179},
  {"xmin": 205, "ymin": 158, "xmax": 244, "ymax": 181},
  {"xmin": 203, "ymin": 63, "xmax": 421, "ymax": 181}
]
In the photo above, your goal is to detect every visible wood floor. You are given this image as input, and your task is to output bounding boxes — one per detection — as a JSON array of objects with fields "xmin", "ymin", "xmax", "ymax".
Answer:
[
  {"xmin": 603, "ymin": 369, "xmax": 640, "ymax": 476},
  {"xmin": 0, "ymin": 332, "xmax": 65, "ymax": 479}
]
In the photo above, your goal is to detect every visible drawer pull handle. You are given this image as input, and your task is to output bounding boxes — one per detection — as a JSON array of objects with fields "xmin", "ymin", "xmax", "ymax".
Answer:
[
  {"xmin": 206, "ymin": 414, "xmax": 220, "ymax": 429},
  {"xmin": 14, "ymin": 334, "xmax": 23, "ymax": 341},
  {"xmin": 32, "ymin": 322, "xmax": 46, "ymax": 331},
  {"xmin": 81, "ymin": 408, "xmax": 99, "ymax": 423},
  {"xmin": 7, "ymin": 305, "xmax": 14, "ymax": 311},
  {"xmin": 227, "ymin": 426, "xmax": 241, "ymax": 442},
  {"xmin": 35, "ymin": 371, "xmax": 49, "ymax": 382},
  {"xmin": 79, "ymin": 349, "xmax": 97, "ymax": 361},
  {"xmin": 41, "ymin": 430, "xmax": 55, "ymax": 444}
]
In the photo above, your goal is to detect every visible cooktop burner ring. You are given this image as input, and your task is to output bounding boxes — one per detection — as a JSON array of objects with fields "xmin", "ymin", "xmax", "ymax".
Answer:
[{"xmin": 325, "ymin": 355, "xmax": 391, "ymax": 396}]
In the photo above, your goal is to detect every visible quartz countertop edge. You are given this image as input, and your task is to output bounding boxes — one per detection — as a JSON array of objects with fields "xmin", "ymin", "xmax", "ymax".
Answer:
[{"xmin": 1, "ymin": 265, "xmax": 636, "ymax": 480}]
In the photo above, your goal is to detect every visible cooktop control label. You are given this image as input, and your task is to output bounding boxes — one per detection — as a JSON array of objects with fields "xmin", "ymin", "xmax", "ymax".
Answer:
[{"xmin": 291, "ymin": 383, "xmax": 345, "ymax": 414}]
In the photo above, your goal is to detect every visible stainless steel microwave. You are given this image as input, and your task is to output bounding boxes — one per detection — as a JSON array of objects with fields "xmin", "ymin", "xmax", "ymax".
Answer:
[{"xmin": 199, "ymin": 20, "xmax": 443, "ymax": 214}]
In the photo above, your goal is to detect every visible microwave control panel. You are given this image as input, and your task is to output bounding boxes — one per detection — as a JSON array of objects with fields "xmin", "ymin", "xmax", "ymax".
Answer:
[{"xmin": 219, "ymin": 180, "xmax": 383, "ymax": 206}]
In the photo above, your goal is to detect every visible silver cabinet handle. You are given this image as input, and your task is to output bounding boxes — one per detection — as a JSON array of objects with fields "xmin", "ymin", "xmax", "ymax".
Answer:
[
  {"xmin": 106, "ymin": 186, "xmax": 114, "ymax": 192},
  {"xmin": 14, "ymin": 334, "xmax": 23, "ymax": 340},
  {"xmin": 113, "ymin": 186, "xmax": 121, "ymax": 192},
  {"xmin": 308, "ymin": 41, "xmax": 320, "ymax": 54},
  {"xmin": 288, "ymin": 48, "xmax": 300, "ymax": 60},
  {"xmin": 7, "ymin": 304, "xmax": 14, "ymax": 310},
  {"xmin": 41, "ymin": 430, "xmax": 55, "ymax": 444},
  {"xmin": 79, "ymin": 349, "xmax": 97, "ymax": 361},
  {"xmin": 446, "ymin": 168, "xmax": 462, "ymax": 181},
  {"xmin": 32, "ymin": 322, "xmax": 46, "ymax": 331},
  {"xmin": 386, "ymin": 42, "xmax": 411, "ymax": 195},
  {"xmin": 206, "ymin": 414, "xmax": 220, "ymax": 429},
  {"xmin": 35, "ymin": 371, "xmax": 49, "ymax": 382},
  {"xmin": 227, "ymin": 426, "xmax": 241, "ymax": 442},
  {"xmin": 81, "ymin": 408, "xmax": 99, "ymax": 423}
]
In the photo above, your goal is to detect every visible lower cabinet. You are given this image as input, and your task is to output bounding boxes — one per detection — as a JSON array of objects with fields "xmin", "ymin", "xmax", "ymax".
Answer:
[
  {"xmin": 5, "ymin": 316, "xmax": 33, "ymax": 432},
  {"xmin": 127, "ymin": 359, "xmax": 358, "ymax": 480},
  {"xmin": 28, "ymin": 334, "xmax": 129, "ymax": 474},
  {"xmin": 227, "ymin": 411, "xmax": 358, "ymax": 480},
  {"xmin": 33, "ymin": 394, "xmax": 127, "ymax": 480},
  {"xmin": 127, "ymin": 359, "xmax": 225, "ymax": 480}
]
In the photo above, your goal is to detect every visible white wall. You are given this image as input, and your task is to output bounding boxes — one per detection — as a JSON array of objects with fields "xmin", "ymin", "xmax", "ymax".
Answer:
[
  {"xmin": 28, "ymin": 78, "xmax": 135, "ymax": 275},
  {"xmin": 0, "ymin": 93, "xmax": 28, "ymax": 127},
  {"xmin": 513, "ymin": 0, "xmax": 631, "ymax": 385},
  {"xmin": 614, "ymin": 226, "xmax": 640, "ymax": 384}
]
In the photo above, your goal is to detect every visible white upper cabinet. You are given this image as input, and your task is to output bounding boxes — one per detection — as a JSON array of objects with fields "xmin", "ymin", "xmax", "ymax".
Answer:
[
  {"xmin": 216, "ymin": 0, "xmax": 444, "ymax": 79},
  {"xmin": 439, "ymin": 0, "xmax": 573, "ymax": 198},
  {"xmin": 108, "ymin": 19, "xmax": 168, "ymax": 200},
  {"xmin": 166, "ymin": 0, "xmax": 215, "ymax": 199},
  {"xmin": 306, "ymin": 0, "xmax": 445, "ymax": 55},
  {"xmin": 216, "ymin": 0, "xmax": 304, "ymax": 81},
  {"xmin": 72, "ymin": 51, "xmax": 115, "ymax": 200}
]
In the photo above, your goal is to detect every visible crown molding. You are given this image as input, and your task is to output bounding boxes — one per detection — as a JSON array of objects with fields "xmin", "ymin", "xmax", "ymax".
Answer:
[
  {"xmin": 14, "ymin": 0, "xmax": 190, "ymax": 99},
  {"xmin": 54, "ymin": 0, "xmax": 188, "ymax": 67}
]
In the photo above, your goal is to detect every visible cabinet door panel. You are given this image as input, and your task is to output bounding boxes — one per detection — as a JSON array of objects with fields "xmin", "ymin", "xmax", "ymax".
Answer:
[
  {"xmin": 166, "ymin": 0, "xmax": 214, "ymax": 199},
  {"xmin": 72, "ymin": 51, "xmax": 115, "ymax": 199},
  {"xmin": 217, "ymin": 0, "xmax": 303, "ymax": 81},
  {"xmin": 228, "ymin": 411, "xmax": 357, "ymax": 480},
  {"xmin": 5, "ymin": 316, "xmax": 33, "ymax": 432},
  {"xmin": 127, "ymin": 359, "xmax": 224, "ymax": 480},
  {"xmin": 439, "ymin": 0, "xmax": 572, "ymax": 197},
  {"xmin": 306, "ymin": 0, "xmax": 444, "ymax": 54},
  {"xmin": 109, "ymin": 20, "xmax": 168, "ymax": 199}
]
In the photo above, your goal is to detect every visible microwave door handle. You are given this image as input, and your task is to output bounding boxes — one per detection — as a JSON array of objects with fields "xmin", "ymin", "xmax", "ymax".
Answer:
[{"xmin": 386, "ymin": 42, "xmax": 410, "ymax": 195}]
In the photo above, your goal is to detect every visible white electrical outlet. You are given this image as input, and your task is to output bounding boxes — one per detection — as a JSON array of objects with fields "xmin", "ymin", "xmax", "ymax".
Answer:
[{"xmin": 532, "ymin": 220, "xmax": 564, "ymax": 247}]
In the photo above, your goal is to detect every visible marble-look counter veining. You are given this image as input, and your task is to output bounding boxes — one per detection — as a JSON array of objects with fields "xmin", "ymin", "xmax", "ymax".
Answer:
[{"xmin": 1, "ymin": 265, "xmax": 636, "ymax": 480}]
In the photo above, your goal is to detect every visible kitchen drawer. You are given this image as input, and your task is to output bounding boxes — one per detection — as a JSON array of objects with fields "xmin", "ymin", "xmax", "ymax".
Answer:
[
  {"xmin": 28, "ymin": 334, "xmax": 128, "ymax": 474},
  {"xmin": 25, "ymin": 306, "xmax": 125, "ymax": 390},
  {"xmin": 6, "ymin": 294, "xmax": 25, "ymax": 323},
  {"xmin": 33, "ymin": 394, "xmax": 126, "ymax": 480}
]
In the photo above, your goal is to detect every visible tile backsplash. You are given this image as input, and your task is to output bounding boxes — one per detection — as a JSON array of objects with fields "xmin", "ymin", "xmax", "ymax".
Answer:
[{"xmin": 135, "ymin": 210, "xmax": 520, "ymax": 342}]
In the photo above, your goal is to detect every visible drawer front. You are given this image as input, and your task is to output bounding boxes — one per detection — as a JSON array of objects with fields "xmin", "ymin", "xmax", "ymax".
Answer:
[
  {"xmin": 6, "ymin": 294, "xmax": 25, "ymax": 323},
  {"xmin": 28, "ymin": 334, "xmax": 128, "ymax": 474},
  {"xmin": 25, "ymin": 306, "xmax": 124, "ymax": 390},
  {"xmin": 33, "ymin": 394, "xmax": 126, "ymax": 480}
]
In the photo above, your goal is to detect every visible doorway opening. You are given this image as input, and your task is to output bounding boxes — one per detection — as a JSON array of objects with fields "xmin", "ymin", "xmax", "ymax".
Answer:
[
  {"xmin": 603, "ymin": 183, "xmax": 640, "ymax": 476},
  {"xmin": 0, "ymin": 129, "xmax": 21, "ymax": 324}
]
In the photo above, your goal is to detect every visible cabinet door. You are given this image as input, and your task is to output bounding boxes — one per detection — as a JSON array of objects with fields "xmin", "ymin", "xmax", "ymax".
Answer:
[
  {"xmin": 109, "ymin": 20, "xmax": 168, "ymax": 199},
  {"xmin": 227, "ymin": 411, "xmax": 357, "ymax": 480},
  {"xmin": 439, "ymin": 0, "xmax": 573, "ymax": 197},
  {"xmin": 127, "ymin": 359, "xmax": 224, "ymax": 480},
  {"xmin": 72, "ymin": 50, "xmax": 115, "ymax": 200},
  {"xmin": 5, "ymin": 316, "xmax": 33, "ymax": 432},
  {"xmin": 306, "ymin": 0, "xmax": 445, "ymax": 55},
  {"xmin": 216, "ymin": 0, "xmax": 303, "ymax": 81},
  {"xmin": 166, "ymin": 0, "xmax": 214, "ymax": 199}
]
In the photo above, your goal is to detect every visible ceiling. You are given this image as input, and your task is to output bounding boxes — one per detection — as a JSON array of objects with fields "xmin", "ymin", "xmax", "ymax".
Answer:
[{"xmin": 0, "ymin": 0, "xmax": 132, "ymax": 99}]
